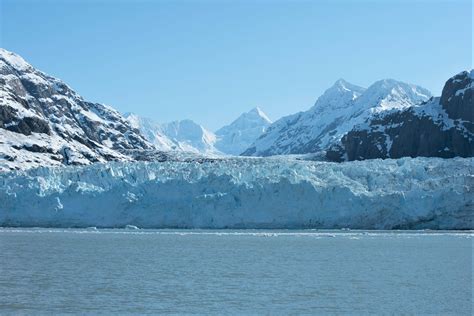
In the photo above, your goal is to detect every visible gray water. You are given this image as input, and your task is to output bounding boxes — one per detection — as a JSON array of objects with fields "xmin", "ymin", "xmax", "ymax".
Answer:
[{"xmin": 0, "ymin": 229, "xmax": 472, "ymax": 315}]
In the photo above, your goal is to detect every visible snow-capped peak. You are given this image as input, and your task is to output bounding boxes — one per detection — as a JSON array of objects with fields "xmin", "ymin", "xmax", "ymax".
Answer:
[
  {"xmin": 0, "ymin": 48, "xmax": 32, "ymax": 71},
  {"xmin": 311, "ymin": 79, "xmax": 365, "ymax": 114},
  {"xmin": 0, "ymin": 49, "xmax": 153, "ymax": 171},
  {"xmin": 162, "ymin": 119, "xmax": 217, "ymax": 145},
  {"xmin": 125, "ymin": 108, "xmax": 273, "ymax": 157},
  {"xmin": 216, "ymin": 107, "xmax": 272, "ymax": 134},
  {"xmin": 123, "ymin": 113, "xmax": 222, "ymax": 155},
  {"xmin": 357, "ymin": 79, "xmax": 432, "ymax": 112},
  {"xmin": 333, "ymin": 78, "xmax": 364, "ymax": 92},
  {"xmin": 248, "ymin": 106, "xmax": 272, "ymax": 123},
  {"xmin": 243, "ymin": 76, "xmax": 432, "ymax": 157},
  {"xmin": 214, "ymin": 107, "xmax": 273, "ymax": 155}
]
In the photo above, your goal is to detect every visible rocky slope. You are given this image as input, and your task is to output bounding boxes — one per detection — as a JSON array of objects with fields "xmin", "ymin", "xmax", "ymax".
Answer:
[
  {"xmin": 0, "ymin": 48, "xmax": 153, "ymax": 171},
  {"xmin": 326, "ymin": 70, "xmax": 474, "ymax": 161},
  {"xmin": 214, "ymin": 107, "xmax": 272, "ymax": 155},
  {"xmin": 242, "ymin": 79, "xmax": 431, "ymax": 156}
]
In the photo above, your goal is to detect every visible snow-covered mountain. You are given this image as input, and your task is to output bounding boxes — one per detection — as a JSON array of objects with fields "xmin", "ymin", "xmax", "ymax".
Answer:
[
  {"xmin": 124, "ymin": 113, "xmax": 220, "ymax": 155},
  {"xmin": 125, "ymin": 107, "xmax": 272, "ymax": 156},
  {"xmin": 0, "ymin": 48, "xmax": 153, "ymax": 171},
  {"xmin": 123, "ymin": 113, "xmax": 177, "ymax": 151},
  {"xmin": 214, "ymin": 107, "xmax": 272, "ymax": 155},
  {"xmin": 326, "ymin": 70, "xmax": 474, "ymax": 161},
  {"xmin": 242, "ymin": 78, "xmax": 432, "ymax": 156},
  {"xmin": 159, "ymin": 119, "xmax": 219, "ymax": 154}
]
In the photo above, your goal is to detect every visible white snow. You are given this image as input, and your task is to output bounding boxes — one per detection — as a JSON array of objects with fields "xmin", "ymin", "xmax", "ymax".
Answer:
[
  {"xmin": 413, "ymin": 97, "xmax": 472, "ymax": 138},
  {"xmin": 245, "ymin": 78, "xmax": 431, "ymax": 156},
  {"xmin": 124, "ymin": 113, "xmax": 222, "ymax": 155},
  {"xmin": 0, "ymin": 157, "xmax": 472, "ymax": 229},
  {"xmin": 160, "ymin": 119, "xmax": 219, "ymax": 154},
  {"xmin": 454, "ymin": 81, "xmax": 473, "ymax": 96},
  {"xmin": 214, "ymin": 107, "xmax": 272, "ymax": 155},
  {"xmin": 125, "ymin": 108, "xmax": 272, "ymax": 156},
  {"xmin": 0, "ymin": 48, "xmax": 152, "ymax": 171},
  {"xmin": 0, "ymin": 48, "xmax": 31, "ymax": 71}
]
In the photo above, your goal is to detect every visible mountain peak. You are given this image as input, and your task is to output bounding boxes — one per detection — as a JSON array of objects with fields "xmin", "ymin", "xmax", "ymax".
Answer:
[
  {"xmin": 439, "ymin": 69, "xmax": 473, "ymax": 121},
  {"xmin": 331, "ymin": 78, "xmax": 365, "ymax": 93},
  {"xmin": 247, "ymin": 107, "xmax": 272, "ymax": 123},
  {"xmin": 217, "ymin": 107, "xmax": 272, "ymax": 135},
  {"xmin": 0, "ymin": 48, "xmax": 32, "ymax": 71},
  {"xmin": 214, "ymin": 107, "xmax": 272, "ymax": 155},
  {"xmin": 0, "ymin": 49, "xmax": 152, "ymax": 171},
  {"xmin": 358, "ymin": 78, "xmax": 432, "ymax": 112},
  {"xmin": 311, "ymin": 79, "xmax": 365, "ymax": 113},
  {"xmin": 369, "ymin": 78, "xmax": 430, "ymax": 94},
  {"xmin": 249, "ymin": 106, "xmax": 263, "ymax": 114},
  {"xmin": 333, "ymin": 78, "xmax": 351, "ymax": 88}
]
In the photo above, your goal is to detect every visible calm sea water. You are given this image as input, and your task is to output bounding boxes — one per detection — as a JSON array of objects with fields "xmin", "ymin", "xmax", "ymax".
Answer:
[{"xmin": 0, "ymin": 228, "xmax": 472, "ymax": 315}]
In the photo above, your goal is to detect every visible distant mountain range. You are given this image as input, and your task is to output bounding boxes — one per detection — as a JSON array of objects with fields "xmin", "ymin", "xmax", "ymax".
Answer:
[
  {"xmin": 124, "ymin": 107, "xmax": 272, "ymax": 156},
  {"xmin": 124, "ymin": 114, "xmax": 219, "ymax": 155},
  {"xmin": 243, "ymin": 71, "xmax": 473, "ymax": 161},
  {"xmin": 242, "ymin": 78, "xmax": 433, "ymax": 156},
  {"xmin": 0, "ymin": 48, "xmax": 472, "ymax": 171}
]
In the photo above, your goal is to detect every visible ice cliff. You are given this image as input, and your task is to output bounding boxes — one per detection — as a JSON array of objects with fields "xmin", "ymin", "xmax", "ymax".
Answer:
[{"xmin": 0, "ymin": 157, "xmax": 472, "ymax": 229}]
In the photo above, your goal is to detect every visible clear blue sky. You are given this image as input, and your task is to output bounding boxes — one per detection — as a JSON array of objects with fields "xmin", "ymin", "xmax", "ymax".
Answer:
[{"xmin": 0, "ymin": 0, "xmax": 472, "ymax": 130}]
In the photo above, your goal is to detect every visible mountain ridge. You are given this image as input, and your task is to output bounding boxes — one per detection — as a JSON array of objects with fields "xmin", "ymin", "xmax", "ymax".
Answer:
[
  {"xmin": 326, "ymin": 70, "xmax": 473, "ymax": 161},
  {"xmin": 242, "ymin": 77, "xmax": 432, "ymax": 156},
  {"xmin": 0, "ymin": 48, "xmax": 472, "ymax": 170},
  {"xmin": 125, "ymin": 106, "xmax": 272, "ymax": 156},
  {"xmin": 0, "ymin": 48, "xmax": 152, "ymax": 171}
]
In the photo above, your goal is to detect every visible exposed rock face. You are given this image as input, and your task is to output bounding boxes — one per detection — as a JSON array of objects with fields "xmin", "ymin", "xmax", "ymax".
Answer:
[
  {"xmin": 440, "ymin": 70, "xmax": 473, "ymax": 130},
  {"xmin": 326, "ymin": 70, "xmax": 474, "ymax": 161},
  {"xmin": 0, "ymin": 48, "xmax": 153, "ymax": 171}
]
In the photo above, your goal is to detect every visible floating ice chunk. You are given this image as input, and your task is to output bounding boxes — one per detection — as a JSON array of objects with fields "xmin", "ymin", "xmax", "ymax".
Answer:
[{"xmin": 125, "ymin": 225, "xmax": 140, "ymax": 230}]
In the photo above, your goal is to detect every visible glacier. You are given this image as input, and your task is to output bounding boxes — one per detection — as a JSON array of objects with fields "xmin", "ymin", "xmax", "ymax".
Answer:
[{"xmin": 0, "ymin": 157, "xmax": 472, "ymax": 229}]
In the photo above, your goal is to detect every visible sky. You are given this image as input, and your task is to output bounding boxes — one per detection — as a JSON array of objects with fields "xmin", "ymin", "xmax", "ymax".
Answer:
[{"xmin": 0, "ymin": 0, "xmax": 472, "ymax": 130}]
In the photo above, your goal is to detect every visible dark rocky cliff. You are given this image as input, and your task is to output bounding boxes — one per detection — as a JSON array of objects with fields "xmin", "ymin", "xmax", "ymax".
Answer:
[{"xmin": 326, "ymin": 71, "xmax": 474, "ymax": 161}]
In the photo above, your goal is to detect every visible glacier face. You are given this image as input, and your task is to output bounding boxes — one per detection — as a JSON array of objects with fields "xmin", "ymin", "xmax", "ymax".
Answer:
[{"xmin": 0, "ymin": 157, "xmax": 472, "ymax": 229}]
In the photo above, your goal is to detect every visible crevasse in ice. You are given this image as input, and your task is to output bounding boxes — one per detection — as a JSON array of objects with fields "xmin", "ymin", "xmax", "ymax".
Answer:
[{"xmin": 0, "ymin": 157, "xmax": 472, "ymax": 229}]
